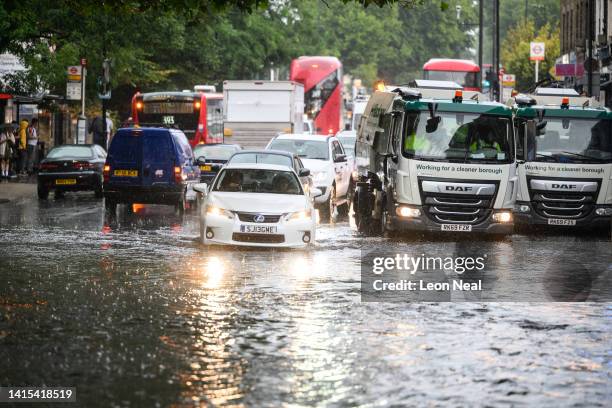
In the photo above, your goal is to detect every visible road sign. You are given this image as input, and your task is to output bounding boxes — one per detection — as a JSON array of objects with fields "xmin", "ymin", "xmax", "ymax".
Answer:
[
  {"xmin": 80, "ymin": 58, "xmax": 87, "ymax": 67},
  {"xmin": 502, "ymin": 74, "xmax": 516, "ymax": 87},
  {"xmin": 530, "ymin": 42, "xmax": 545, "ymax": 61},
  {"xmin": 66, "ymin": 82, "xmax": 81, "ymax": 100}
]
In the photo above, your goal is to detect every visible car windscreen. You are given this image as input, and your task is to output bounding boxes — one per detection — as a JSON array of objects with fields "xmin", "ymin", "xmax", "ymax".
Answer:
[
  {"xmin": 268, "ymin": 139, "xmax": 329, "ymax": 160},
  {"xmin": 425, "ymin": 70, "xmax": 479, "ymax": 88},
  {"xmin": 193, "ymin": 145, "xmax": 237, "ymax": 160},
  {"xmin": 213, "ymin": 168, "xmax": 303, "ymax": 195},
  {"xmin": 229, "ymin": 153, "xmax": 292, "ymax": 168},
  {"xmin": 337, "ymin": 136, "xmax": 356, "ymax": 157},
  {"xmin": 47, "ymin": 146, "xmax": 93, "ymax": 159},
  {"xmin": 402, "ymin": 112, "xmax": 513, "ymax": 163}
]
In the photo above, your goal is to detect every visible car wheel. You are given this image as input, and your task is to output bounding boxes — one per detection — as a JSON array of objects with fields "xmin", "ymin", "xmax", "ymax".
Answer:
[
  {"xmin": 175, "ymin": 192, "xmax": 186, "ymax": 216},
  {"xmin": 105, "ymin": 199, "xmax": 117, "ymax": 215},
  {"xmin": 94, "ymin": 184, "xmax": 103, "ymax": 199},
  {"xmin": 37, "ymin": 185, "xmax": 49, "ymax": 200}
]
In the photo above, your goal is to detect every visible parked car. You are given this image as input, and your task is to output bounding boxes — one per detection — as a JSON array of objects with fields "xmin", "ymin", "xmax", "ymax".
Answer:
[
  {"xmin": 193, "ymin": 143, "xmax": 242, "ymax": 183},
  {"xmin": 195, "ymin": 163, "xmax": 321, "ymax": 247},
  {"xmin": 103, "ymin": 127, "xmax": 200, "ymax": 215},
  {"xmin": 227, "ymin": 149, "xmax": 312, "ymax": 190},
  {"xmin": 37, "ymin": 144, "xmax": 107, "ymax": 199},
  {"xmin": 266, "ymin": 134, "xmax": 353, "ymax": 221}
]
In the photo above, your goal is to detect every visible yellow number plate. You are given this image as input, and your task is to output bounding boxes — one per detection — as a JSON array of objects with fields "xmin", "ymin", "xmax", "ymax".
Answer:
[
  {"xmin": 114, "ymin": 169, "xmax": 138, "ymax": 177},
  {"xmin": 55, "ymin": 179, "xmax": 76, "ymax": 185},
  {"xmin": 200, "ymin": 165, "xmax": 212, "ymax": 171}
]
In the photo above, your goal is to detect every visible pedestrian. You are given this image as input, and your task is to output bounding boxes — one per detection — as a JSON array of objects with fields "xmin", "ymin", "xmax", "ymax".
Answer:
[
  {"xmin": 26, "ymin": 118, "xmax": 39, "ymax": 174},
  {"xmin": 105, "ymin": 112, "xmax": 114, "ymax": 150},
  {"xmin": 0, "ymin": 125, "xmax": 14, "ymax": 178},
  {"xmin": 18, "ymin": 118, "xmax": 28, "ymax": 175},
  {"xmin": 89, "ymin": 113, "xmax": 107, "ymax": 150}
]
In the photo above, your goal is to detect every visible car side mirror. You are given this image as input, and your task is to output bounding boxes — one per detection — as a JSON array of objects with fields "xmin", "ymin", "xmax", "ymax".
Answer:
[
  {"xmin": 310, "ymin": 188, "xmax": 323, "ymax": 198},
  {"xmin": 334, "ymin": 154, "xmax": 347, "ymax": 163},
  {"xmin": 426, "ymin": 116, "xmax": 441, "ymax": 133},
  {"xmin": 196, "ymin": 156, "xmax": 207, "ymax": 165},
  {"xmin": 193, "ymin": 183, "xmax": 208, "ymax": 194},
  {"xmin": 299, "ymin": 168, "xmax": 311, "ymax": 177}
]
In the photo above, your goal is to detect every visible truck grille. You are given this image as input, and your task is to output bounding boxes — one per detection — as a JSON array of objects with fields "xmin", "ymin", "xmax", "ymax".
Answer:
[
  {"xmin": 235, "ymin": 212, "xmax": 282, "ymax": 223},
  {"xmin": 528, "ymin": 179, "xmax": 599, "ymax": 219},
  {"xmin": 232, "ymin": 233, "xmax": 285, "ymax": 243},
  {"xmin": 419, "ymin": 179, "xmax": 497, "ymax": 225}
]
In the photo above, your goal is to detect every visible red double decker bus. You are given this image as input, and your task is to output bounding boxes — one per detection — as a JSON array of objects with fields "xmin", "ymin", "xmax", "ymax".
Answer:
[
  {"xmin": 131, "ymin": 90, "xmax": 223, "ymax": 147},
  {"xmin": 423, "ymin": 58, "xmax": 481, "ymax": 92},
  {"xmin": 290, "ymin": 56, "xmax": 343, "ymax": 135}
]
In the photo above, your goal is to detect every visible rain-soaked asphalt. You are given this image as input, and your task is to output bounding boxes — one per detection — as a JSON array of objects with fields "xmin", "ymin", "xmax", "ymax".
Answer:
[{"xmin": 0, "ymin": 191, "xmax": 611, "ymax": 407}]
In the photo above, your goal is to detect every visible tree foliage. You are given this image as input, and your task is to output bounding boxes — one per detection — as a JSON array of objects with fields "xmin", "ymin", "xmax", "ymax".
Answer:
[
  {"xmin": 500, "ymin": 20, "xmax": 560, "ymax": 91},
  {"xmin": 0, "ymin": 0, "xmax": 479, "ymax": 116}
]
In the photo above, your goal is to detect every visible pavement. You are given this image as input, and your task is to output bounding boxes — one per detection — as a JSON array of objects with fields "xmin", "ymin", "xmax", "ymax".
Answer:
[{"xmin": 0, "ymin": 179, "xmax": 37, "ymax": 204}]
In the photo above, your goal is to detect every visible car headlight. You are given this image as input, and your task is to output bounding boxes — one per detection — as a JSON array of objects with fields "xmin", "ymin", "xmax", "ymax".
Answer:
[
  {"xmin": 313, "ymin": 172, "xmax": 328, "ymax": 183},
  {"xmin": 595, "ymin": 207, "xmax": 612, "ymax": 216},
  {"xmin": 285, "ymin": 210, "xmax": 311, "ymax": 221},
  {"xmin": 206, "ymin": 205, "xmax": 234, "ymax": 219},
  {"xmin": 492, "ymin": 211, "xmax": 512, "ymax": 223}
]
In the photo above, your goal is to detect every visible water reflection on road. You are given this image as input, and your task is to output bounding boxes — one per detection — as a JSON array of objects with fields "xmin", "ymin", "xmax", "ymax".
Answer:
[{"xmin": 0, "ymin": 193, "xmax": 610, "ymax": 407}]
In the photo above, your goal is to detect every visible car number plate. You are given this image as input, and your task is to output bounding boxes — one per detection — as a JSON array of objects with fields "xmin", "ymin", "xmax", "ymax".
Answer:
[
  {"xmin": 200, "ymin": 165, "xmax": 212, "ymax": 171},
  {"xmin": 114, "ymin": 169, "xmax": 138, "ymax": 177},
  {"xmin": 55, "ymin": 179, "xmax": 76, "ymax": 185},
  {"xmin": 547, "ymin": 218, "xmax": 576, "ymax": 226},
  {"xmin": 240, "ymin": 224, "xmax": 277, "ymax": 234},
  {"xmin": 441, "ymin": 224, "xmax": 472, "ymax": 232}
]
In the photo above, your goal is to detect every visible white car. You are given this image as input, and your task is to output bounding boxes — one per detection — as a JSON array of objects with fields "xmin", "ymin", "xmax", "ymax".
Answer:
[
  {"xmin": 266, "ymin": 134, "xmax": 353, "ymax": 221},
  {"xmin": 194, "ymin": 163, "xmax": 320, "ymax": 248}
]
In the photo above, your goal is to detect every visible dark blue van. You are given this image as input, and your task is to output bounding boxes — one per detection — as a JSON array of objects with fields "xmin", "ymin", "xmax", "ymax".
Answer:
[{"xmin": 103, "ymin": 128, "xmax": 200, "ymax": 214}]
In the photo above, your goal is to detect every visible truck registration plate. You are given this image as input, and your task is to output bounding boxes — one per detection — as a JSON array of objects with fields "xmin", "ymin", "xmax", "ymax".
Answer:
[
  {"xmin": 240, "ymin": 224, "xmax": 277, "ymax": 234},
  {"xmin": 547, "ymin": 218, "xmax": 576, "ymax": 226},
  {"xmin": 441, "ymin": 224, "xmax": 472, "ymax": 232}
]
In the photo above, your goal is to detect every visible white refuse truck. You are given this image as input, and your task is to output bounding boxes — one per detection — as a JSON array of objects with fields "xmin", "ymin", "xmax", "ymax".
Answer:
[
  {"xmin": 222, "ymin": 81, "xmax": 304, "ymax": 149},
  {"xmin": 511, "ymin": 87, "xmax": 612, "ymax": 229},
  {"xmin": 353, "ymin": 80, "xmax": 516, "ymax": 236}
]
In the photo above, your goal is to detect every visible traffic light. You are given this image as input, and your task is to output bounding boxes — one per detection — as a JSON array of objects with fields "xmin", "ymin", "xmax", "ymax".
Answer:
[{"xmin": 98, "ymin": 59, "xmax": 111, "ymax": 100}]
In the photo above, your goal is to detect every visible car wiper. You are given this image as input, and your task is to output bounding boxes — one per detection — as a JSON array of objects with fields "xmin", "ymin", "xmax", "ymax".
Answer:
[{"xmin": 558, "ymin": 151, "xmax": 608, "ymax": 162}]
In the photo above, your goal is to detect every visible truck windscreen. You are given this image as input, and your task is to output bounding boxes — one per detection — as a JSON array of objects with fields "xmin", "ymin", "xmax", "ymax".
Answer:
[
  {"xmin": 527, "ymin": 118, "xmax": 612, "ymax": 163},
  {"xmin": 402, "ymin": 112, "xmax": 513, "ymax": 163}
]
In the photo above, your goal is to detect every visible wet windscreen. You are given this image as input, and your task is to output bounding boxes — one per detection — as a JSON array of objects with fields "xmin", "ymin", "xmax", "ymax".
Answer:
[
  {"xmin": 46, "ymin": 146, "xmax": 93, "ymax": 159},
  {"xmin": 228, "ymin": 153, "xmax": 293, "ymax": 168},
  {"xmin": 267, "ymin": 139, "xmax": 329, "ymax": 160},
  {"xmin": 425, "ymin": 70, "xmax": 479, "ymax": 89},
  {"xmin": 304, "ymin": 69, "xmax": 340, "ymax": 121},
  {"xmin": 403, "ymin": 112, "xmax": 513, "ymax": 163},
  {"xmin": 530, "ymin": 118, "xmax": 612, "ymax": 163},
  {"xmin": 109, "ymin": 133, "xmax": 141, "ymax": 161},
  {"xmin": 337, "ymin": 136, "xmax": 356, "ymax": 157},
  {"xmin": 213, "ymin": 169, "xmax": 302, "ymax": 195},
  {"xmin": 193, "ymin": 145, "xmax": 238, "ymax": 160}
]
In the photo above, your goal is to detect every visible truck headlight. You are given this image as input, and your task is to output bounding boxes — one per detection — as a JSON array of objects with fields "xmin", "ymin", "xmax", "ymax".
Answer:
[
  {"xmin": 595, "ymin": 207, "xmax": 612, "ymax": 216},
  {"xmin": 492, "ymin": 211, "xmax": 512, "ymax": 223},
  {"xmin": 396, "ymin": 206, "xmax": 421, "ymax": 218},
  {"xmin": 206, "ymin": 205, "xmax": 234, "ymax": 219}
]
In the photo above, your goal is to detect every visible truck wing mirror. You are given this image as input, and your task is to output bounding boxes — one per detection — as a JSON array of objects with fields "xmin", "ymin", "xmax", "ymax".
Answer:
[{"xmin": 525, "ymin": 121, "xmax": 536, "ymax": 161}]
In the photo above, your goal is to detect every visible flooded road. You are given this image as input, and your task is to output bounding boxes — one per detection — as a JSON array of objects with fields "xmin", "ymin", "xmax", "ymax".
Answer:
[{"xmin": 1, "ymin": 192, "xmax": 610, "ymax": 407}]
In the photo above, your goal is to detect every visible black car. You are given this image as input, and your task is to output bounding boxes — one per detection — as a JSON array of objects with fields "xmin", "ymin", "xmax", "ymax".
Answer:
[
  {"xmin": 227, "ymin": 149, "xmax": 312, "ymax": 188},
  {"xmin": 193, "ymin": 143, "xmax": 242, "ymax": 183},
  {"xmin": 37, "ymin": 144, "xmax": 107, "ymax": 199}
]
